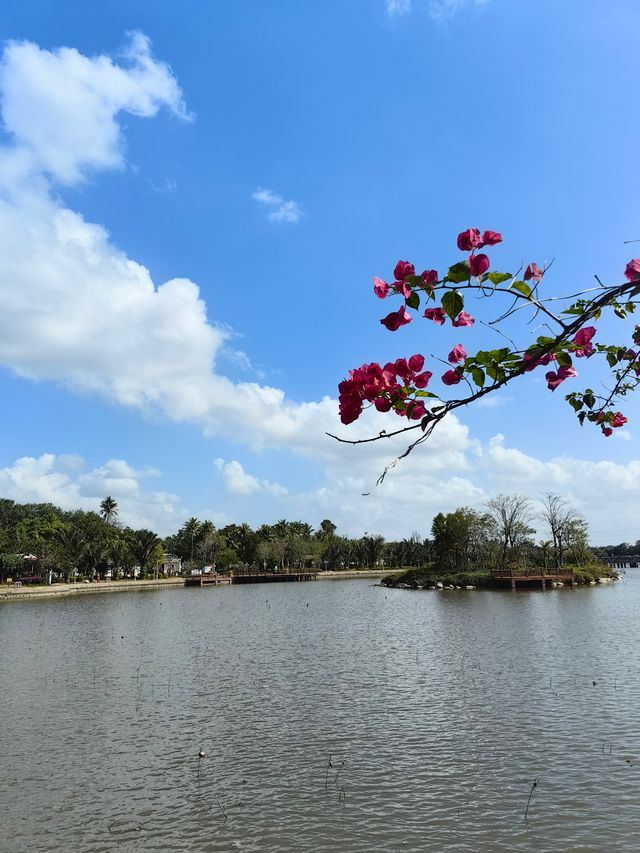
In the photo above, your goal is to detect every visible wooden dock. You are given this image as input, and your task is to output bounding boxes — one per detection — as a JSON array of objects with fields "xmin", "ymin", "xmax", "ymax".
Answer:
[
  {"xmin": 231, "ymin": 570, "xmax": 317, "ymax": 584},
  {"xmin": 184, "ymin": 574, "xmax": 232, "ymax": 587},
  {"xmin": 492, "ymin": 567, "xmax": 575, "ymax": 591}
]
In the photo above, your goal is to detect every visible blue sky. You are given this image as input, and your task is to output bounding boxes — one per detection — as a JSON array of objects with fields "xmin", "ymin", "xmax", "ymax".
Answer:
[{"xmin": 0, "ymin": 0, "xmax": 639, "ymax": 542}]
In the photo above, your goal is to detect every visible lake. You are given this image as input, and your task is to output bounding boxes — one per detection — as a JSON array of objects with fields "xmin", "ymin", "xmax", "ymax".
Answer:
[{"xmin": 1, "ymin": 576, "xmax": 639, "ymax": 852}]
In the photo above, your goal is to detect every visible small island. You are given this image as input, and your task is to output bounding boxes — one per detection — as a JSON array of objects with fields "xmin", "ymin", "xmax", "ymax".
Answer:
[{"xmin": 381, "ymin": 496, "xmax": 631, "ymax": 592}]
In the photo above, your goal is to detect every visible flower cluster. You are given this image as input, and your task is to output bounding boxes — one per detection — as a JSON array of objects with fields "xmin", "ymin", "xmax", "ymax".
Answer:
[
  {"xmin": 338, "ymin": 229, "xmax": 639, "ymax": 438},
  {"xmin": 338, "ymin": 355, "xmax": 432, "ymax": 425},
  {"xmin": 591, "ymin": 410, "xmax": 628, "ymax": 437}
]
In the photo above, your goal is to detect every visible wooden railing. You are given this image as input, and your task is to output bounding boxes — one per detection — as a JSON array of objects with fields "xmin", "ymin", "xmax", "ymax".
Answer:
[{"xmin": 491, "ymin": 566, "xmax": 574, "ymax": 579}]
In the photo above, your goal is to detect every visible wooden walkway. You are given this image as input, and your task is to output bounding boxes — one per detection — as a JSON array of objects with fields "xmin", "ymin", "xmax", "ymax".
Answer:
[
  {"xmin": 184, "ymin": 574, "xmax": 231, "ymax": 587},
  {"xmin": 491, "ymin": 567, "xmax": 575, "ymax": 591},
  {"xmin": 231, "ymin": 571, "xmax": 317, "ymax": 584}
]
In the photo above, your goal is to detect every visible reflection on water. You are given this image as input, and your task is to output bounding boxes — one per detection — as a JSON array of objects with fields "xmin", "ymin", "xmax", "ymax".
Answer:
[{"xmin": 1, "ymin": 577, "xmax": 640, "ymax": 852}]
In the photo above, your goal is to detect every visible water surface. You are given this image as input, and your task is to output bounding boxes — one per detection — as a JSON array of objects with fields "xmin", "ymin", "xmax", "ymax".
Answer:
[{"xmin": 1, "ymin": 576, "xmax": 639, "ymax": 852}]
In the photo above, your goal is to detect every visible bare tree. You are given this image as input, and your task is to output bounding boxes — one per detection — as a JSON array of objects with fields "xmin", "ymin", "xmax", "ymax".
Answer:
[
  {"xmin": 487, "ymin": 494, "xmax": 535, "ymax": 571},
  {"xmin": 540, "ymin": 493, "xmax": 579, "ymax": 568}
]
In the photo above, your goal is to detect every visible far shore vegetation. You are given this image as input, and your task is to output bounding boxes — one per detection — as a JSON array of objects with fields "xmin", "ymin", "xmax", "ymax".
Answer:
[{"xmin": 0, "ymin": 492, "xmax": 633, "ymax": 588}]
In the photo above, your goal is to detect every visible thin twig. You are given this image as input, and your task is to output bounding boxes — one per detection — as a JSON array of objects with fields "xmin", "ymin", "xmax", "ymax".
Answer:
[
  {"xmin": 325, "ymin": 754, "xmax": 333, "ymax": 790},
  {"xmin": 524, "ymin": 777, "xmax": 539, "ymax": 822}
]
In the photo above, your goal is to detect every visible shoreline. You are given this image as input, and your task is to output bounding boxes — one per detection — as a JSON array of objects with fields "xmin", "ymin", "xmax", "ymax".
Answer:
[{"xmin": 0, "ymin": 570, "xmax": 389, "ymax": 602}]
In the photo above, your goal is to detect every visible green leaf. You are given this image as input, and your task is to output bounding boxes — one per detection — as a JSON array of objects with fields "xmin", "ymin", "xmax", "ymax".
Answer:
[
  {"xmin": 406, "ymin": 291, "xmax": 420, "ymax": 310},
  {"xmin": 568, "ymin": 397, "xmax": 583, "ymax": 412},
  {"xmin": 482, "ymin": 271, "xmax": 512, "ymax": 285},
  {"xmin": 577, "ymin": 411, "xmax": 586, "ymax": 425},
  {"xmin": 471, "ymin": 367, "xmax": 485, "ymax": 388},
  {"xmin": 414, "ymin": 390, "xmax": 437, "ymax": 398},
  {"xmin": 488, "ymin": 347, "xmax": 510, "ymax": 362},
  {"xmin": 626, "ymin": 302, "xmax": 636, "ymax": 313},
  {"xmin": 593, "ymin": 308, "xmax": 601, "ymax": 321},
  {"xmin": 406, "ymin": 275, "xmax": 423, "ymax": 287},
  {"xmin": 445, "ymin": 261, "xmax": 471, "ymax": 284},
  {"xmin": 583, "ymin": 392, "xmax": 595, "ymax": 408},
  {"xmin": 510, "ymin": 280, "xmax": 532, "ymax": 298},
  {"xmin": 614, "ymin": 305, "xmax": 627, "ymax": 319},
  {"xmin": 486, "ymin": 365, "xmax": 505, "ymax": 382},
  {"xmin": 607, "ymin": 352, "xmax": 618, "ymax": 367},
  {"xmin": 441, "ymin": 290, "xmax": 464, "ymax": 321},
  {"xmin": 556, "ymin": 351, "xmax": 573, "ymax": 367}
]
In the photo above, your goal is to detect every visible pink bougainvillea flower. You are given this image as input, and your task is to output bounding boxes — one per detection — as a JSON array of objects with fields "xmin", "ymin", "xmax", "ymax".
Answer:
[
  {"xmin": 545, "ymin": 365, "xmax": 577, "ymax": 391},
  {"xmin": 612, "ymin": 412, "xmax": 628, "ymax": 428},
  {"xmin": 374, "ymin": 397, "xmax": 392, "ymax": 413},
  {"xmin": 394, "ymin": 358, "xmax": 412, "ymax": 381},
  {"xmin": 408, "ymin": 353, "xmax": 425, "ymax": 372},
  {"xmin": 338, "ymin": 378, "xmax": 363, "ymax": 424},
  {"xmin": 573, "ymin": 326, "xmax": 596, "ymax": 357},
  {"xmin": 602, "ymin": 426, "xmax": 613, "ymax": 437},
  {"xmin": 394, "ymin": 260, "xmax": 415, "ymax": 280},
  {"xmin": 373, "ymin": 276, "xmax": 390, "ymax": 299},
  {"xmin": 522, "ymin": 351, "xmax": 555, "ymax": 371},
  {"xmin": 424, "ymin": 307, "xmax": 447, "ymax": 325},
  {"xmin": 524, "ymin": 263, "xmax": 544, "ymax": 282},
  {"xmin": 409, "ymin": 402, "xmax": 426, "ymax": 420},
  {"xmin": 414, "ymin": 370, "xmax": 433, "ymax": 388},
  {"xmin": 481, "ymin": 230, "xmax": 502, "ymax": 246},
  {"xmin": 421, "ymin": 269, "xmax": 439, "ymax": 286},
  {"xmin": 380, "ymin": 306, "xmax": 412, "ymax": 331},
  {"xmin": 469, "ymin": 253, "xmax": 490, "ymax": 277},
  {"xmin": 457, "ymin": 228, "xmax": 483, "ymax": 251},
  {"xmin": 452, "ymin": 311, "xmax": 475, "ymax": 327},
  {"xmin": 448, "ymin": 343, "xmax": 467, "ymax": 364},
  {"xmin": 624, "ymin": 259, "xmax": 640, "ymax": 281},
  {"xmin": 441, "ymin": 369, "xmax": 462, "ymax": 386},
  {"xmin": 394, "ymin": 280, "xmax": 412, "ymax": 300}
]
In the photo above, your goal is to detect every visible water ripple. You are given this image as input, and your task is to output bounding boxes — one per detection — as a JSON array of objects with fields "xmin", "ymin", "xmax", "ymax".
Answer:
[{"xmin": 1, "ymin": 578, "xmax": 640, "ymax": 850}]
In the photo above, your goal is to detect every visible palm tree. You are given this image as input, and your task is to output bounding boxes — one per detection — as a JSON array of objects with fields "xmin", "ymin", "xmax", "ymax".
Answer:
[
  {"xmin": 130, "ymin": 530, "xmax": 162, "ymax": 579},
  {"xmin": 99, "ymin": 496, "xmax": 118, "ymax": 525},
  {"xmin": 83, "ymin": 540, "xmax": 108, "ymax": 580},
  {"xmin": 183, "ymin": 517, "xmax": 201, "ymax": 563},
  {"xmin": 538, "ymin": 540, "xmax": 553, "ymax": 572},
  {"xmin": 55, "ymin": 526, "xmax": 86, "ymax": 581},
  {"xmin": 108, "ymin": 537, "xmax": 132, "ymax": 580},
  {"xmin": 360, "ymin": 534, "xmax": 385, "ymax": 569}
]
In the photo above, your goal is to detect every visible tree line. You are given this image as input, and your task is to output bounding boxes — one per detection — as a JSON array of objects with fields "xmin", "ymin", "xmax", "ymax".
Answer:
[{"xmin": 0, "ymin": 492, "xmax": 632, "ymax": 583}]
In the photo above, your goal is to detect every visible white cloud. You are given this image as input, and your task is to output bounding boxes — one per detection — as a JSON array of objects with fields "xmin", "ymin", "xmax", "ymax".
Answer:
[
  {"xmin": 429, "ymin": 0, "xmax": 488, "ymax": 21},
  {"xmin": 0, "ymin": 453, "xmax": 183, "ymax": 532},
  {"xmin": 2, "ymin": 430, "xmax": 639, "ymax": 545},
  {"xmin": 0, "ymin": 32, "xmax": 189, "ymax": 185},
  {"xmin": 475, "ymin": 393, "xmax": 511, "ymax": 409},
  {"xmin": 149, "ymin": 177, "xmax": 178, "ymax": 194},
  {"xmin": 214, "ymin": 459, "xmax": 288, "ymax": 498},
  {"xmin": 252, "ymin": 187, "xmax": 304, "ymax": 223},
  {"xmin": 385, "ymin": 0, "xmax": 488, "ymax": 22},
  {"xmin": 386, "ymin": 0, "xmax": 412, "ymax": 16}
]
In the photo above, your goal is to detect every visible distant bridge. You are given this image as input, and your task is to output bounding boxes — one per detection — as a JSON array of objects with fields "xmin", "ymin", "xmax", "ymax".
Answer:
[{"xmin": 602, "ymin": 555, "xmax": 640, "ymax": 569}]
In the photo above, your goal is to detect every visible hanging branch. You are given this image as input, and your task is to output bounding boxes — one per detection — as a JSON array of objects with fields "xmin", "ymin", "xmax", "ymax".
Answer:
[{"xmin": 331, "ymin": 228, "xmax": 640, "ymax": 482}]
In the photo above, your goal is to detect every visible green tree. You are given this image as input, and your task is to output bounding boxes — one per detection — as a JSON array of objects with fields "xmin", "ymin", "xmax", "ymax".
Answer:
[
  {"xmin": 183, "ymin": 517, "xmax": 201, "ymax": 563},
  {"xmin": 130, "ymin": 530, "xmax": 163, "ymax": 578},
  {"xmin": 432, "ymin": 508, "xmax": 492, "ymax": 573},
  {"xmin": 99, "ymin": 496, "xmax": 119, "ymax": 525}
]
